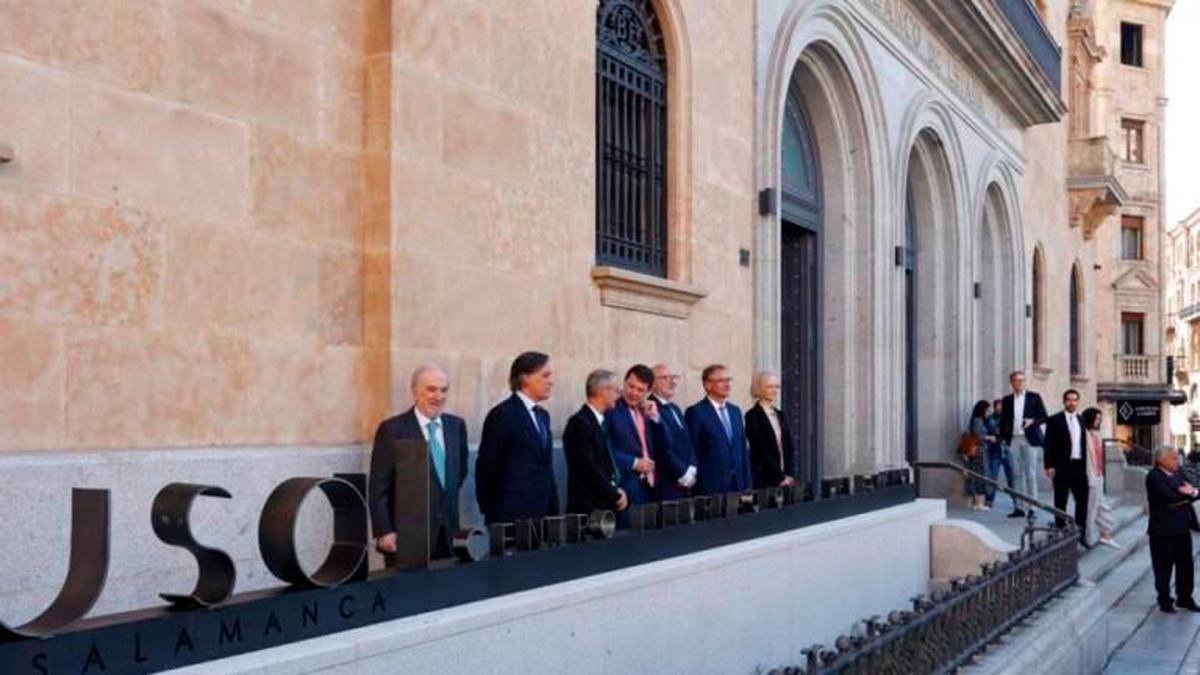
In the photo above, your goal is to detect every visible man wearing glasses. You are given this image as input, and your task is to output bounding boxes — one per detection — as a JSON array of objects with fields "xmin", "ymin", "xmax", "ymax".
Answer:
[
  {"xmin": 650, "ymin": 364, "xmax": 698, "ymax": 500},
  {"xmin": 685, "ymin": 364, "xmax": 752, "ymax": 495}
]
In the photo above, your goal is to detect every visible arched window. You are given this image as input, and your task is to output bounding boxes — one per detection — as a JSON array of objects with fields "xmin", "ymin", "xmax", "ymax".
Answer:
[
  {"xmin": 1069, "ymin": 265, "xmax": 1083, "ymax": 376},
  {"xmin": 596, "ymin": 0, "xmax": 668, "ymax": 277},
  {"xmin": 1032, "ymin": 248, "xmax": 1044, "ymax": 365}
]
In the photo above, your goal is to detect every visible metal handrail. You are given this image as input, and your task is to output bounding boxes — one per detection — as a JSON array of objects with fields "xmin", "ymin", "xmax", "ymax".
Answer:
[
  {"xmin": 768, "ymin": 463, "xmax": 1080, "ymax": 674},
  {"xmin": 913, "ymin": 460, "xmax": 1076, "ymax": 550},
  {"xmin": 1103, "ymin": 437, "xmax": 1153, "ymax": 466}
]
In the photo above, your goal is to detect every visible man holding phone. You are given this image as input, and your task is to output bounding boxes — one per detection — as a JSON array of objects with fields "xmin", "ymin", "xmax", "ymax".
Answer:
[
  {"xmin": 998, "ymin": 370, "xmax": 1048, "ymax": 517},
  {"xmin": 607, "ymin": 364, "xmax": 671, "ymax": 517}
]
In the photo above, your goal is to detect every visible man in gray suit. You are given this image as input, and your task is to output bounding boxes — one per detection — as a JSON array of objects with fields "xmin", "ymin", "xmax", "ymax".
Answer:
[{"xmin": 369, "ymin": 364, "xmax": 469, "ymax": 563}]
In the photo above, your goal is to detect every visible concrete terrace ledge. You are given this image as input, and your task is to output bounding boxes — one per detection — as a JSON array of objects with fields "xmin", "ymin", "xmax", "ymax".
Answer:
[{"xmin": 165, "ymin": 499, "xmax": 946, "ymax": 675}]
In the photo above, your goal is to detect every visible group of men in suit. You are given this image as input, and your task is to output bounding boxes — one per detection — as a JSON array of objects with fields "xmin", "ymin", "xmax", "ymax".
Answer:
[
  {"xmin": 995, "ymin": 371, "xmax": 1094, "ymax": 544},
  {"xmin": 562, "ymin": 362, "xmax": 753, "ymax": 524},
  {"xmin": 368, "ymin": 352, "xmax": 759, "ymax": 561}
]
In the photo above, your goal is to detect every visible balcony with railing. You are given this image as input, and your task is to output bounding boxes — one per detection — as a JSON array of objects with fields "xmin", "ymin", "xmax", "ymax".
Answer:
[
  {"xmin": 1099, "ymin": 354, "xmax": 1189, "ymax": 405},
  {"xmin": 1180, "ymin": 302, "xmax": 1200, "ymax": 322},
  {"xmin": 1115, "ymin": 354, "xmax": 1158, "ymax": 383}
]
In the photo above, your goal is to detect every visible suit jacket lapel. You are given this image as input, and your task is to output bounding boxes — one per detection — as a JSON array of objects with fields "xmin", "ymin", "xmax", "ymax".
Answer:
[{"xmin": 511, "ymin": 395, "xmax": 543, "ymax": 451}]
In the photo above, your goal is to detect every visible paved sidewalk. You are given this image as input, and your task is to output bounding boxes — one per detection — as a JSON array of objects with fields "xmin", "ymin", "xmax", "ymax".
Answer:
[{"xmin": 1102, "ymin": 538, "xmax": 1200, "ymax": 675}]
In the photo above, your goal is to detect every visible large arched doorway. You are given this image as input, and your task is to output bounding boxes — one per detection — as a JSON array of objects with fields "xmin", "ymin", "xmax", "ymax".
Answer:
[
  {"xmin": 780, "ymin": 90, "xmax": 821, "ymax": 487},
  {"xmin": 903, "ymin": 129, "xmax": 960, "ymax": 465},
  {"xmin": 976, "ymin": 184, "xmax": 1017, "ymax": 395},
  {"xmin": 777, "ymin": 41, "xmax": 878, "ymax": 479}
]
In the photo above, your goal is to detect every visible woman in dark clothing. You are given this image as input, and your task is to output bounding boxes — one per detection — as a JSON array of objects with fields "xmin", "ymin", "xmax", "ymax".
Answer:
[
  {"xmin": 745, "ymin": 371, "xmax": 797, "ymax": 489},
  {"xmin": 965, "ymin": 400, "xmax": 993, "ymax": 511}
]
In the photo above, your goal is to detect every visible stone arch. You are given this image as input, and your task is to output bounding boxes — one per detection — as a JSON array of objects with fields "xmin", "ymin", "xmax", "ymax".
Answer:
[
  {"xmin": 901, "ymin": 125, "xmax": 964, "ymax": 468},
  {"xmin": 974, "ymin": 181, "xmax": 1020, "ymax": 397},
  {"xmin": 758, "ymin": 0, "xmax": 888, "ymax": 478}
]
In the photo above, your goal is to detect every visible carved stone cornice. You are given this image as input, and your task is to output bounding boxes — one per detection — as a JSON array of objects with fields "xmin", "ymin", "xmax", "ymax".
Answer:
[
  {"xmin": 1068, "ymin": 135, "xmax": 1127, "ymax": 238},
  {"xmin": 895, "ymin": 0, "xmax": 1067, "ymax": 126}
]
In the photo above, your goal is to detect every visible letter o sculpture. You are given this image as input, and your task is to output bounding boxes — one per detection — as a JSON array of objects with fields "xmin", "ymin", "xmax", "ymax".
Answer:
[{"xmin": 258, "ymin": 477, "xmax": 368, "ymax": 588}]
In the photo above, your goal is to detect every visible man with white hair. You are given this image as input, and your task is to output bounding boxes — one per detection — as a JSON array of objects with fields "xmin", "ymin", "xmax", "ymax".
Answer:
[
  {"xmin": 1147, "ymin": 445, "xmax": 1200, "ymax": 613},
  {"xmin": 369, "ymin": 364, "xmax": 469, "ymax": 565}
]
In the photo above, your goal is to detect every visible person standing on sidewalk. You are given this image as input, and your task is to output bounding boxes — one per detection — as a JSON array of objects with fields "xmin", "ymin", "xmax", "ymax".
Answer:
[
  {"xmin": 1146, "ymin": 446, "xmax": 1200, "ymax": 613},
  {"xmin": 1081, "ymin": 407, "xmax": 1120, "ymax": 549},
  {"xmin": 998, "ymin": 371, "xmax": 1048, "ymax": 518},
  {"xmin": 984, "ymin": 397, "xmax": 1015, "ymax": 509}
]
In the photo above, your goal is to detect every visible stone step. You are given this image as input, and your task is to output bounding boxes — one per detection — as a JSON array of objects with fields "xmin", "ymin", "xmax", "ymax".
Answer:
[{"xmin": 1080, "ymin": 513, "xmax": 1148, "ymax": 583}]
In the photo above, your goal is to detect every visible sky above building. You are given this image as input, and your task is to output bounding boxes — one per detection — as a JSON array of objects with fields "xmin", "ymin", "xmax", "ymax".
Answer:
[{"xmin": 1166, "ymin": 0, "xmax": 1198, "ymax": 225}]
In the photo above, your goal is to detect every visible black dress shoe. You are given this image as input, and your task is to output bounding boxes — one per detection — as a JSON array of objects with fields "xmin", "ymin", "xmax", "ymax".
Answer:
[
  {"xmin": 1160, "ymin": 604, "xmax": 1177, "ymax": 613},
  {"xmin": 1007, "ymin": 509, "xmax": 1026, "ymax": 518},
  {"xmin": 1177, "ymin": 600, "xmax": 1200, "ymax": 612}
]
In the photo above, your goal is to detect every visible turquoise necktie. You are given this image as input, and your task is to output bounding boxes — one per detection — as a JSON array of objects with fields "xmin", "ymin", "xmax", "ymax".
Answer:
[{"xmin": 428, "ymin": 419, "xmax": 446, "ymax": 488}]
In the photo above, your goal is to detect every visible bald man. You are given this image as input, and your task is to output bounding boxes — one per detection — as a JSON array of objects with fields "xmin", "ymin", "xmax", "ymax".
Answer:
[{"xmin": 369, "ymin": 365, "xmax": 469, "ymax": 564}]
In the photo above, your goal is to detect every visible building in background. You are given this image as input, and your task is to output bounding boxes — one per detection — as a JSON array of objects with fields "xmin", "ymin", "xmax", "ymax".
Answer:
[
  {"xmin": 1166, "ymin": 207, "xmax": 1200, "ymax": 449},
  {"xmin": 1064, "ymin": 0, "xmax": 1180, "ymax": 452}
]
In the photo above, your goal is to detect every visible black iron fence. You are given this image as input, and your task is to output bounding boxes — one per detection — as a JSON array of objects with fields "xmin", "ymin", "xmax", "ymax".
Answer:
[{"xmin": 767, "ymin": 461, "xmax": 1080, "ymax": 675}]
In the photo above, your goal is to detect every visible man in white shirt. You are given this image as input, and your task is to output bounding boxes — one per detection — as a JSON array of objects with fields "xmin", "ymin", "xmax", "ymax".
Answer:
[
  {"xmin": 998, "ymin": 371, "xmax": 1049, "ymax": 517},
  {"xmin": 1043, "ymin": 389, "xmax": 1090, "ymax": 546}
]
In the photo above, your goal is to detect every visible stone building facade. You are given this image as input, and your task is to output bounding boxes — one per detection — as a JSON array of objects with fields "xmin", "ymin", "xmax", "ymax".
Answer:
[
  {"xmin": 1069, "ymin": 0, "xmax": 1178, "ymax": 451},
  {"xmin": 0, "ymin": 0, "xmax": 1173, "ymax": 619},
  {"xmin": 1166, "ymin": 207, "xmax": 1200, "ymax": 449}
]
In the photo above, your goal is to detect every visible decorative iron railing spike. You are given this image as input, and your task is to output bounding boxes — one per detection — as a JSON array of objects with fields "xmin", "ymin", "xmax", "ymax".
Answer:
[{"xmin": 769, "ymin": 462, "xmax": 1081, "ymax": 675}]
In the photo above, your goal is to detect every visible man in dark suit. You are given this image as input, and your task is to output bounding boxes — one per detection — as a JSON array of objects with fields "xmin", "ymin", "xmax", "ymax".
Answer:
[
  {"xmin": 563, "ymin": 369, "xmax": 628, "ymax": 515},
  {"xmin": 608, "ymin": 364, "xmax": 673, "ymax": 510},
  {"xmin": 1147, "ymin": 447, "xmax": 1200, "ymax": 613},
  {"xmin": 651, "ymin": 363, "xmax": 697, "ymax": 500},
  {"xmin": 369, "ymin": 365, "xmax": 469, "ymax": 563},
  {"xmin": 1042, "ymin": 389, "xmax": 1088, "ymax": 545},
  {"xmin": 475, "ymin": 351, "xmax": 559, "ymax": 525},
  {"xmin": 686, "ymin": 364, "xmax": 751, "ymax": 495},
  {"xmin": 998, "ymin": 370, "xmax": 1049, "ymax": 517}
]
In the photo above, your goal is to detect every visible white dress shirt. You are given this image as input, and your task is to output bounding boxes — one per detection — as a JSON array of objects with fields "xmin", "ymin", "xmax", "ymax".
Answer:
[
  {"xmin": 413, "ymin": 408, "xmax": 445, "ymax": 449},
  {"xmin": 516, "ymin": 391, "xmax": 542, "ymax": 432},
  {"xmin": 586, "ymin": 403, "xmax": 605, "ymax": 426},
  {"xmin": 1011, "ymin": 392, "xmax": 1026, "ymax": 437},
  {"xmin": 1067, "ymin": 412, "xmax": 1082, "ymax": 460}
]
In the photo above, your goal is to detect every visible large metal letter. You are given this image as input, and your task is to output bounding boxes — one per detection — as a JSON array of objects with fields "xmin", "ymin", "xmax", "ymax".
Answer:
[
  {"xmin": 152, "ymin": 483, "xmax": 236, "ymax": 608},
  {"xmin": 258, "ymin": 476, "xmax": 368, "ymax": 588},
  {"xmin": 0, "ymin": 489, "xmax": 109, "ymax": 641}
]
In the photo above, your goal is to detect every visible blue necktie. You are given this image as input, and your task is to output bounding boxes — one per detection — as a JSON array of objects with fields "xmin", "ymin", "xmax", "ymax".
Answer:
[
  {"xmin": 718, "ymin": 404, "xmax": 733, "ymax": 442},
  {"xmin": 428, "ymin": 419, "xmax": 446, "ymax": 487},
  {"xmin": 533, "ymin": 406, "xmax": 549, "ymax": 446}
]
